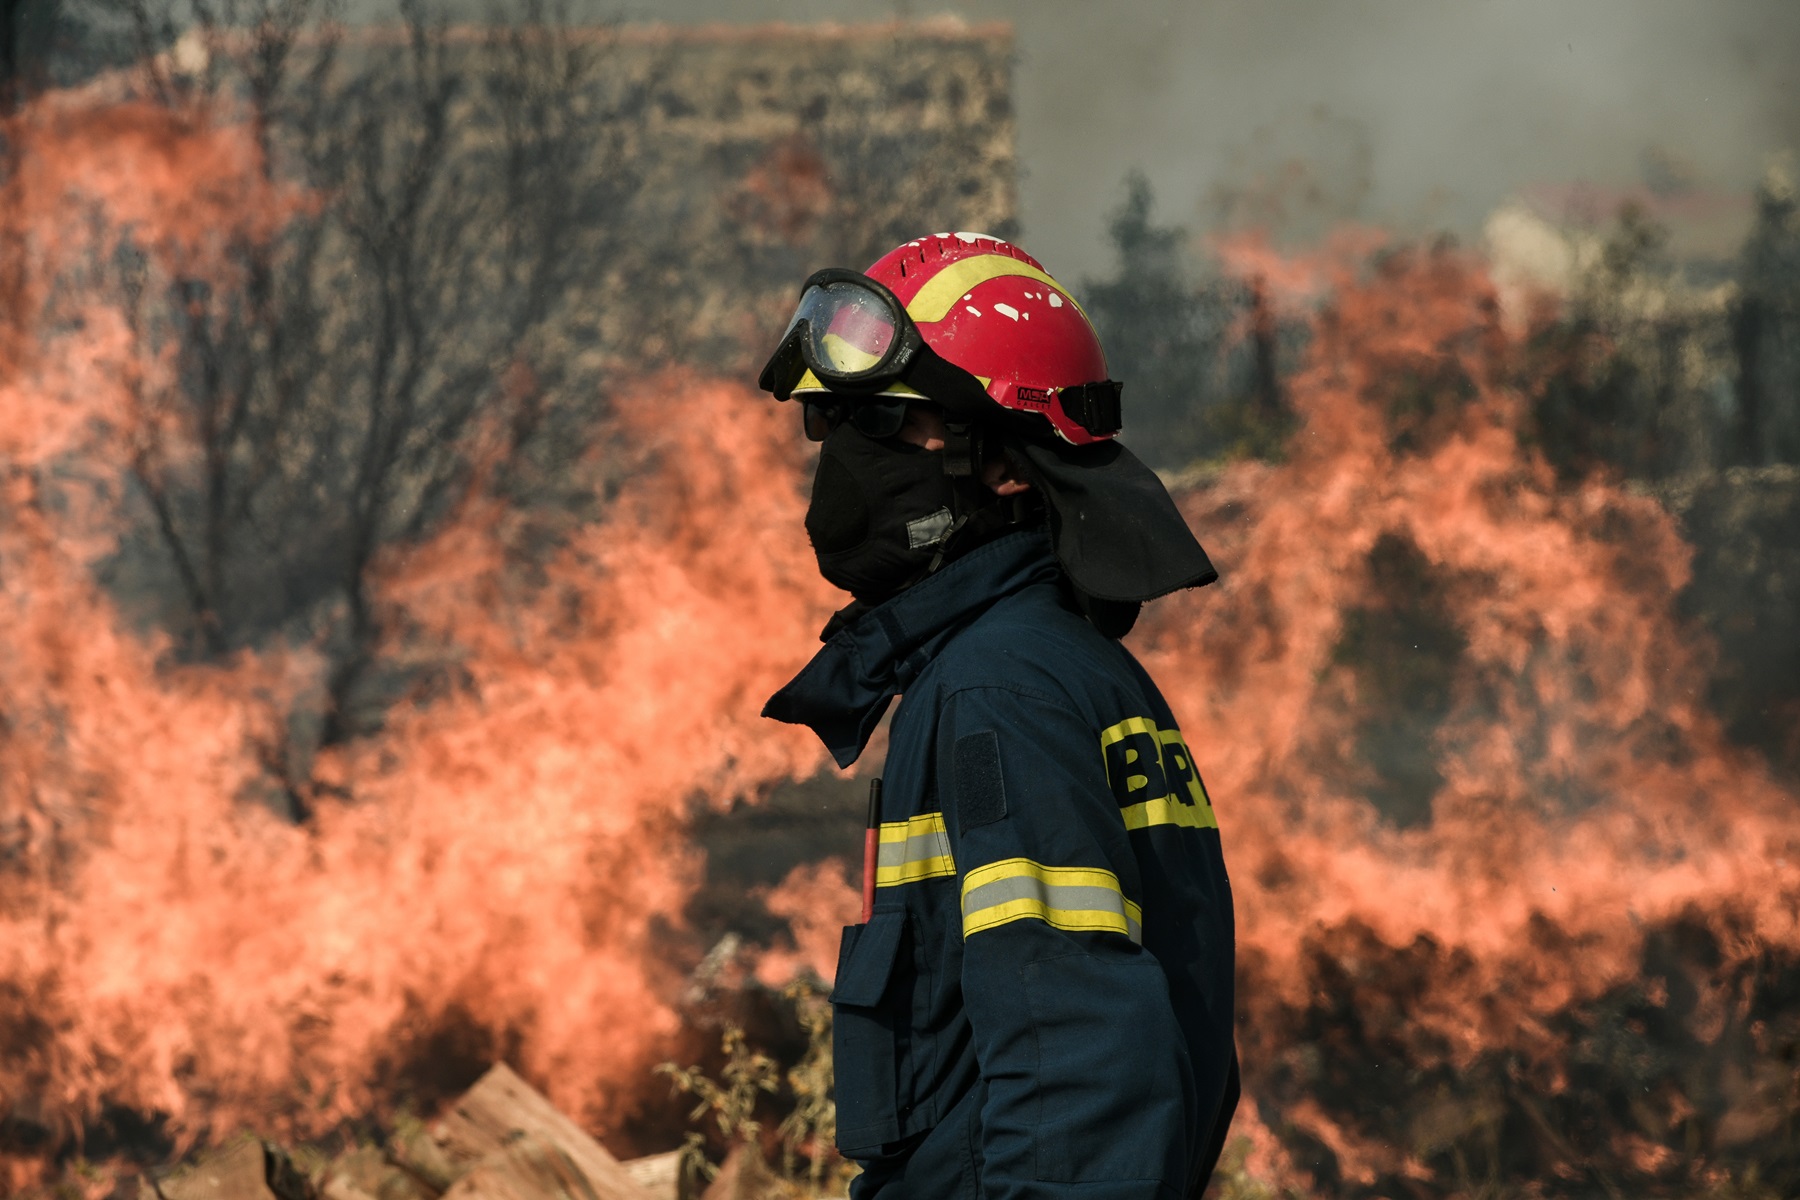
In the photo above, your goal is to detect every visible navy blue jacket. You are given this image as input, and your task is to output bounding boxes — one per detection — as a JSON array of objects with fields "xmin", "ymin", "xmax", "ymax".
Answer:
[{"xmin": 765, "ymin": 530, "xmax": 1237, "ymax": 1200}]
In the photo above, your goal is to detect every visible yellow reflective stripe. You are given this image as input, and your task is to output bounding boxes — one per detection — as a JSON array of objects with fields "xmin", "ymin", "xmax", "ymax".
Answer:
[
  {"xmin": 876, "ymin": 812, "xmax": 955, "ymax": 886},
  {"xmin": 960, "ymin": 858, "xmax": 1142, "ymax": 942},
  {"xmin": 878, "ymin": 811, "xmax": 947, "ymax": 844},
  {"xmin": 905, "ymin": 255, "xmax": 1093, "ymax": 326},
  {"xmin": 1120, "ymin": 795, "xmax": 1218, "ymax": 832}
]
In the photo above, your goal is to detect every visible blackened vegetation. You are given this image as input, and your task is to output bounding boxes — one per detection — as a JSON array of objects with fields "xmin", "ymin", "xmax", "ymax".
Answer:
[
  {"xmin": 1531, "ymin": 176, "xmax": 1800, "ymax": 784},
  {"xmin": 1239, "ymin": 911, "xmax": 1800, "ymax": 1199},
  {"xmin": 1660, "ymin": 467, "xmax": 1800, "ymax": 779},
  {"xmin": 1529, "ymin": 203, "xmax": 1707, "ymax": 482},
  {"xmin": 1733, "ymin": 171, "xmax": 1800, "ymax": 467},
  {"xmin": 1330, "ymin": 534, "xmax": 1467, "ymax": 829},
  {"xmin": 1081, "ymin": 173, "xmax": 1297, "ymax": 469},
  {"xmin": 1, "ymin": 0, "xmax": 61, "ymax": 108}
]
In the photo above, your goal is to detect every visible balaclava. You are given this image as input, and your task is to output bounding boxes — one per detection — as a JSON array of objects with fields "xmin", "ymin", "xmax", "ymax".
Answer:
[{"xmin": 804, "ymin": 422, "xmax": 995, "ymax": 605}]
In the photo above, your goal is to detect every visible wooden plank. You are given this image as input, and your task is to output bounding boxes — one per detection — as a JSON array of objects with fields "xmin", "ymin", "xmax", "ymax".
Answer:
[
  {"xmin": 389, "ymin": 1119, "xmax": 464, "ymax": 1192},
  {"xmin": 439, "ymin": 1131, "xmax": 598, "ymax": 1200},
  {"xmin": 618, "ymin": 1150, "xmax": 684, "ymax": 1200},
  {"xmin": 155, "ymin": 1136, "xmax": 278, "ymax": 1200},
  {"xmin": 427, "ymin": 1064, "xmax": 656, "ymax": 1200},
  {"xmin": 319, "ymin": 1145, "xmax": 440, "ymax": 1200},
  {"xmin": 319, "ymin": 1173, "xmax": 380, "ymax": 1200}
]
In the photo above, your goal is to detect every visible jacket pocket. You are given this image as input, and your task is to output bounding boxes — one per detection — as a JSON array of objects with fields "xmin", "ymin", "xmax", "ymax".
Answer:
[{"xmin": 830, "ymin": 910, "xmax": 906, "ymax": 1155}]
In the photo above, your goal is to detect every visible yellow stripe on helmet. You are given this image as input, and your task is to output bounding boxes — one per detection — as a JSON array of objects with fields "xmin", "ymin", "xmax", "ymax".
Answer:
[{"xmin": 904, "ymin": 255, "xmax": 1092, "ymax": 326}]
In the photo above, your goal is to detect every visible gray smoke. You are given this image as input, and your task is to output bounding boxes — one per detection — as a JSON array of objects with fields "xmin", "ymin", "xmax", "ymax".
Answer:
[
  {"xmin": 581, "ymin": 0, "xmax": 1800, "ymax": 278},
  {"xmin": 51, "ymin": 0, "xmax": 1797, "ymax": 278}
]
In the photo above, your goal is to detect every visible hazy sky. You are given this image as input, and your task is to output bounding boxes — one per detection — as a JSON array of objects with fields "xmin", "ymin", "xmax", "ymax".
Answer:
[{"xmin": 470, "ymin": 1, "xmax": 1800, "ymax": 280}]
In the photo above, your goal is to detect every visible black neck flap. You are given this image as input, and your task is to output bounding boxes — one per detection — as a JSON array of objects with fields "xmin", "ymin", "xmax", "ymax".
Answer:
[{"xmin": 1011, "ymin": 437, "xmax": 1218, "ymax": 604}]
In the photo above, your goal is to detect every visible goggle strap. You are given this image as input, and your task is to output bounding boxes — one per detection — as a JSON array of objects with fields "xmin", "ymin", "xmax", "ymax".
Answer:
[{"xmin": 1060, "ymin": 381, "xmax": 1124, "ymax": 437}]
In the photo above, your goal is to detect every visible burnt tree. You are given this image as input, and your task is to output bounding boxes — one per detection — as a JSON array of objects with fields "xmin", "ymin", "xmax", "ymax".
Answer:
[{"xmin": 104, "ymin": 0, "xmax": 637, "ymax": 815}]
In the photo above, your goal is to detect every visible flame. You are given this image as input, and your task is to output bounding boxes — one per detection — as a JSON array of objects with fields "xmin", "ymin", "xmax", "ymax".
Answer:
[
  {"xmin": 1129, "ymin": 241, "xmax": 1800, "ymax": 1191},
  {"xmin": 1, "ymin": 86, "xmax": 841, "ymax": 1185},
  {"xmin": 753, "ymin": 859, "xmax": 861, "ymax": 990},
  {"xmin": 0, "ymin": 97, "xmax": 299, "ymax": 473},
  {"xmin": 0, "ymin": 375, "xmax": 838, "ymax": 1167}
]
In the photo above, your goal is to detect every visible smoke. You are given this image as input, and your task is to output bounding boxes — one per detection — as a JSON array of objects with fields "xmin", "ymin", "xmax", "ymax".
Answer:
[
  {"xmin": 501, "ymin": 0, "xmax": 1800, "ymax": 279},
  {"xmin": 30, "ymin": 3, "xmax": 1796, "ymax": 282}
]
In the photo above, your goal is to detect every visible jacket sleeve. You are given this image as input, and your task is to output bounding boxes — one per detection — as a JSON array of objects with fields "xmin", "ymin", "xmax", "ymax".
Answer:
[{"xmin": 937, "ymin": 684, "xmax": 1196, "ymax": 1200}]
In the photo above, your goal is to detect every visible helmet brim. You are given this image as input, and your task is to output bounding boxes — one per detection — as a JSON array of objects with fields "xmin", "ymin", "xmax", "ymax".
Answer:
[{"xmin": 786, "ymin": 368, "xmax": 928, "ymax": 400}]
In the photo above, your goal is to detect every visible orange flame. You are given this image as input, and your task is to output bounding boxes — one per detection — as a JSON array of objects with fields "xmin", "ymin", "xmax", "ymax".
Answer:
[
  {"xmin": 1131, "ymin": 242, "xmax": 1800, "ymax": 1190},
  {"xmin": 1, "ymin": 96, "xmax": 302, "ymax": 464},
  {"xmin": 1, "ymin": 84, "xmax": 843, "ymax": 1186},
  {"xmin": 0, "ymin": 379, "xmax": 838, "ymax": 1165},
  {"xmin": 753, "ymin": 859, "xmax": 861, "ymax": 990}
]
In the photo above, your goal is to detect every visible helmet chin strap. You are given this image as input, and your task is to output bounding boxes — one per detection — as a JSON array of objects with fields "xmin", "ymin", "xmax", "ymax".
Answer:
[
  {"xmin": 940, "ymin": 421, "xmax": 979, "ymax": 477},
  {"xmin": 925, "ymin": 428, "xmax": 1040, "ymax": 575},
  {"xmin": 925, "ymin": 431, "xmax": 979, "ymax": 573},
  {"xmin": 921, "ymin": 420, "xmax": 981, "ymax": 571}
]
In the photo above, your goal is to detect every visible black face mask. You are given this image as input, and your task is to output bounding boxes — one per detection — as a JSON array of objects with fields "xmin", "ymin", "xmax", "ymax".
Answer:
[{"xmin": 805, "ymin": 423, "xmax": 964, "ymax": 605}]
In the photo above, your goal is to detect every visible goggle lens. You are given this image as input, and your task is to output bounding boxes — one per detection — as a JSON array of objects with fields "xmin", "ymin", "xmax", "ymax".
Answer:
[
  {"xmin": 801, "ymin": 398, "xmax": 909, "ymax": 443},
  {"xmin": 799, "ymin": 282, "xmax": 897, "ymax": 376}
]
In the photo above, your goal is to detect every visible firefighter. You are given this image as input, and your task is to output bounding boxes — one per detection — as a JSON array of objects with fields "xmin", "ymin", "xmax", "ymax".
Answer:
[{"xmin": 758, "ymin": 233, "xmax": 1238, "ymax": 1199}]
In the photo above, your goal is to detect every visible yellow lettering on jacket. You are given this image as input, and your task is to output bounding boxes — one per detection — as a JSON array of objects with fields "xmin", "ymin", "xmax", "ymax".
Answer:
[{"xmin": 1099, "ymin": 717, "xmax": 1218, "ymax": 831}]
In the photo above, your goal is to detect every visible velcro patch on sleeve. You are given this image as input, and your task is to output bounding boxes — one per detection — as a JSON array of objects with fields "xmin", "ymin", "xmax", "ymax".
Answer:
[{"xmin": 954, "ymin": 729, "xmax": 1007, "ymax": 831}]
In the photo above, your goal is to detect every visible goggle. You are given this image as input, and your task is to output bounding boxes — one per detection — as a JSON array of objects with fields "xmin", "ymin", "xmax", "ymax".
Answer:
[
  {"xmin": 757, "ymin": 268, "xmax": 993, "ymax": 419},
  {"xmin": 800, "ymin": 397, "xmax": 909, "ymax": 443}
]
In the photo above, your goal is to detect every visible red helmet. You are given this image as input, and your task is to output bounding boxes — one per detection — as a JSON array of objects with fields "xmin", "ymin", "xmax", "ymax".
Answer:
[{"xmin": 760, "ymin": 233, "xmax": 1121, "ymax": 446}]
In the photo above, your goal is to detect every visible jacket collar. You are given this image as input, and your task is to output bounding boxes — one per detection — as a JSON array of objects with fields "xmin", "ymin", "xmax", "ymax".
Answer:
[{"xmin": 763, "ymin": 530, "xmax": 1061, "ymax": 767}]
